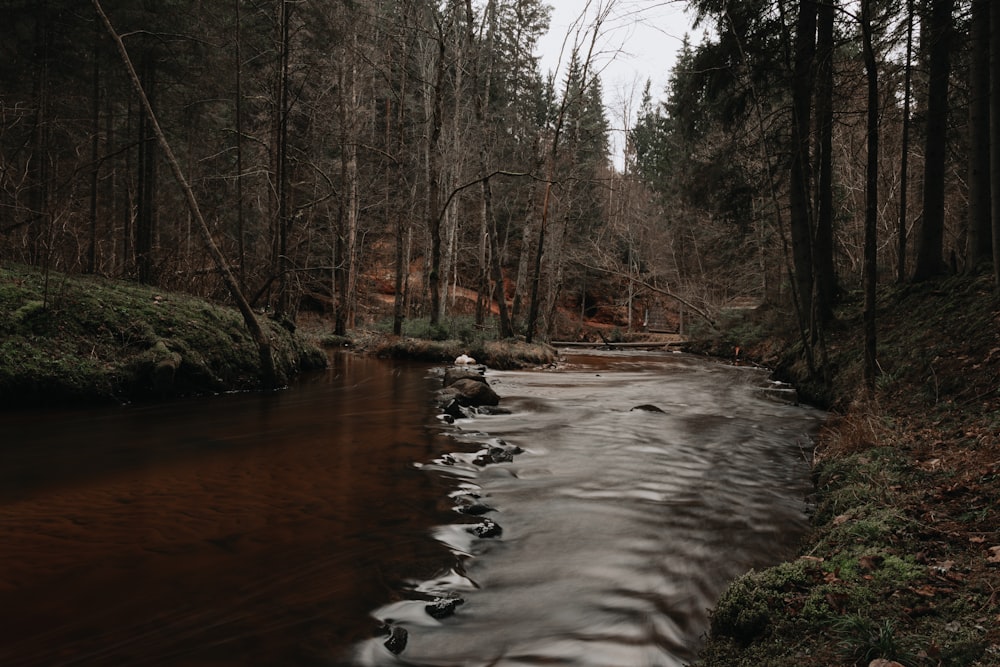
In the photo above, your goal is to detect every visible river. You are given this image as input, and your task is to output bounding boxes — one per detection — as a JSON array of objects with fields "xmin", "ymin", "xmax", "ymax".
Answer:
[{"xmin": 0, "ymin": 350, "xmax": 823, "ymax": 666}]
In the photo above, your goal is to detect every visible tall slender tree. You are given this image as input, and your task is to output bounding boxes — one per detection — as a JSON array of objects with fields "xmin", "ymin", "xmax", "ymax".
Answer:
[
  {"xmin": 813, "ymin": 0, "xmax": 837, "ymax": 323},
  {"xmin": 861, "ymin": 0, "xmax": 879, "ymax": 390},
  {"xmin": 913, "ymin": 0, "xmax": 954, "ymax": 281},
  {"xmin": 966, "ymin": 0, "xmax": 991, "ymax": 272},
  {"xmin": 788, "ymin": 0, "xmax": 817, "ymax": 326},
  {"xmin": 897, "ymin": 0, "xmax": 915, "ymax": 283}
]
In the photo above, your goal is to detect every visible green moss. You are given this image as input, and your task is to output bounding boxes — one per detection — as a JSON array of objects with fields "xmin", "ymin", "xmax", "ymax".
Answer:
[{"xmin": 0, "ymin": 263, "xmax": 326, "ymax": 407}]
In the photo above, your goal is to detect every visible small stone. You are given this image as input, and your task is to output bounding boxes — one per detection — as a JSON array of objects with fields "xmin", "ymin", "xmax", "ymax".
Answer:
[
  {"xmin": 382, "ymin": 624, "xmax": 408, "ymax": 654},
  {"xmin": 470, "ymin": 518, "xmax": 502, "ymax": 538},
  {"xmin": 425, "ymin": 596, "xmax": 464, "ymax": 619},
  {"xmin": 456, "ymin": 501, "xmax": 495, "ymax": 516}
]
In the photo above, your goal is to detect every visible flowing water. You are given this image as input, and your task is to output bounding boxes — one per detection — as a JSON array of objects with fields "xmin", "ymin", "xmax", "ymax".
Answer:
[{"xmin": 0, "ymin": 350, "xmax": 823, "ymax": 666}]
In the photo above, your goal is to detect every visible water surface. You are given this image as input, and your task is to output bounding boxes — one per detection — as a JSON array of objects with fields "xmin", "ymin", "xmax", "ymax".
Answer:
[
  {"xmin": 353, "ymin": 351, "xmax": 823, "ymax": 666},
  {"xmin": 0, "ymin": 351, "xmax": 823, "ymax": 667},
  {"xmin": 0, "ymin": 353, "xmax": 454, "ymax": 666}
]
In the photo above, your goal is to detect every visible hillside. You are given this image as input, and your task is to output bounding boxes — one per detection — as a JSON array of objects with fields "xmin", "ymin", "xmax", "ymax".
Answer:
[{"xmin": 698, "ymin": 275, "xmax": 1000, "ymax": 666}]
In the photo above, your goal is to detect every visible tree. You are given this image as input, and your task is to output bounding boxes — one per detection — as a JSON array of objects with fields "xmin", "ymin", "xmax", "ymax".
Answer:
[
  {"xmin": 861, "ymin": 0, "xmax": 879, "ymax": 390},
  {"xmin": 93, "ymin": 0, "xmax": 277, "ymax": 389},
  {"xmin": 788, "ymin": 0, "xmax": 817, "ymax": 328},
  {"xmin": 913, "ymin": 0, "xmax": 954, "ymax": 281},
  {"xmin": 813, "ymin": 0, "xmax": 838, "ymax": 324},
  {"xmin": 525, "ymin": 0, "xmax": 613, "ymax": 342},
  {"xmin": 897, "ymin": 0, "xmax": 915, "ymax": 283},
  {"xmin": 990, "ymin": 0, "xmax": 1000, "ymax": 290},
  {"xmin": 966, "ymin": 0, "xmax": 991, "ymax": 272}
]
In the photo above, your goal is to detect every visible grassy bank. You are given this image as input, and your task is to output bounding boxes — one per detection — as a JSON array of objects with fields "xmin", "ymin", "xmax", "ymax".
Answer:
[
  {"xmin": 697, "ymin": 275, "xmax": 1000, "ymax": 666},
  {"xmin": 0, "ymin": 263, "xmax": 327, "ymax": 407}
]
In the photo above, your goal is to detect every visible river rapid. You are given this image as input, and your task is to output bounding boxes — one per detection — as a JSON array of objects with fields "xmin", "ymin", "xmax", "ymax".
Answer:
[
  {"xmin": 0, "ymin": 350, "xmax": 823, "ymax": 666},
  {"xmin": 352, "ymin": 351, "xmax": 823, "ymax": 666}
]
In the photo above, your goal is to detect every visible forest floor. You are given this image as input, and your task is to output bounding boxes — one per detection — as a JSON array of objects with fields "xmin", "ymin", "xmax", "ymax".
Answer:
[{"xmin": 694, "ymin": 274, "xmax": 1000, "ymax": 666}]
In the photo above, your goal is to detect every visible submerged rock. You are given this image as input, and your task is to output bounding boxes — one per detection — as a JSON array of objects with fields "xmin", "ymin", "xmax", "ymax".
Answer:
[
  {"xmin": 631, "ymin": 404, "xmax": 666, "ymax": 413},
  {"xmin": 454, "ymin": 493, "xmax": 496, "ymax": 515},
  {"xmin": 472, "ymin": 441, "xmax": 523, "ymax": 466},
  {"xmin": 470, "ymin": 405, "xmax": 512, "ymax": 416},
  {"xmin": 440, "ymin": 398, "xmax": 469, "ymax": 420}
]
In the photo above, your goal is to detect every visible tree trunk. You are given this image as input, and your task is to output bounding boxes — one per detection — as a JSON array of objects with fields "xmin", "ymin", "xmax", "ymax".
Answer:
[
  {"xmin": 813, "ymin": 0, "xmax": 837, "ymax": 323},
  {"xmin": 235, "ymin": 0, "xmax": 246, "ymax": 292},
  {"xmin": 427, "ymin": 19, "xmax": 446, "ymax": 327},
  {"xmin": 272, "ymin": 0, "xmax": 292, "ymax": 313},
  {"xmin": 135, "ymin": 50, "xmax": 157, "ymax": 285},
  {"xmin": 788, "ymin": 0, "xmax": 817, "ymax": 326},
  {"xmin": 336, "ymin": 44, "xmax": 360, "ymax": 331},
  {"xmin": 913, "ymin": 0, "xmax": 954, "ymax": 281},
  {"xmin": 93, "ymin": 0, "xmax": 277, "ymax": 390},
  {"xmin": 861, "ymin": 0, "xmax": 879, "ymax": 391},
  {"xmin": 991, "ymin": 0, "xmax": 1000, "ymax": 289},
  {"xmin": 29, "ymin": 2, "xmax": 51, "ymax": 267},
  {"xmin": 967, "ymin": 0, "xmax": 991, "ymax": 271},
  {"xmin": 897, "ymin": 0, "xmax": 914, "ymax": 283},
  {"xmin": 88, "ymin": 21, "xmax": 101, "ymax": 274}
]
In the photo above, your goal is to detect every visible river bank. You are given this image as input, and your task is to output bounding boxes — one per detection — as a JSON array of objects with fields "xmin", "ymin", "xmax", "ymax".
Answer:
[
  {"xmin": 0, "ymin": 264, "xmax": 557, "ymax": 408},
  {"xmin": 695, "ymin": 275, "xmax": 1000, "ymax": 666},
  {"xmin": 0, "ymin": 264, "xmax": 327, "ymax": 407}
]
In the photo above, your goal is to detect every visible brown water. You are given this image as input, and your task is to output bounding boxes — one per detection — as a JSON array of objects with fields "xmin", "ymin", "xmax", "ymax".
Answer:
[
  {"xmin": 0, "ymin": 353, "xmax": 456, "ymax": 666},
  {"xmin": 0, "ymin": 351, "xmax": 823, "ymax": 667}
]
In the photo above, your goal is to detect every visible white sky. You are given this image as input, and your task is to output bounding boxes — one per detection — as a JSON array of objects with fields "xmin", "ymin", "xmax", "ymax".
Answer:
[{"xmin": 535, "ymin": 0, "xmax": 702, "ymax": 169}]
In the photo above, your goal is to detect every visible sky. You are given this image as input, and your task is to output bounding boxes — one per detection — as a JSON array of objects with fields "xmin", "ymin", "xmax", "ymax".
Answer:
[{"xmin": 535, "ymin": 0, "xmax": 703, "ymax": 168}]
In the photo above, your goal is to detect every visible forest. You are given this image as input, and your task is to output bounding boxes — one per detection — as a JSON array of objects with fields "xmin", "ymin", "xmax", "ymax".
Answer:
[{"xmin": 1, "ymin": 0, "xmax": 994, "ymax": 377}]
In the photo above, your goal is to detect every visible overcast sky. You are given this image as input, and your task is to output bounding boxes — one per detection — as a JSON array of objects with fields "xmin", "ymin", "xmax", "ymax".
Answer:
[{"xmin": 535, "ymin": 0, "xmax": 702, "ymax": 168}]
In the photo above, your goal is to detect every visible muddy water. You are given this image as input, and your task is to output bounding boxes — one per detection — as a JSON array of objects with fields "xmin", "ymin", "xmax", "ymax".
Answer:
[
  {"xmin": 0, "ymin": 351, "xmax": 823, "ymax": 667},
  {"xmin": 352, "ymin": 351, "xmax": 824, "ymax": 667}
]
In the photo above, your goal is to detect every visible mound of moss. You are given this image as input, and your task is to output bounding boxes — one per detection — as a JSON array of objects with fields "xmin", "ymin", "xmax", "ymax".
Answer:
[{"xmin": 0, "ymin": 264, "xmax": 326, "ymax": 407}]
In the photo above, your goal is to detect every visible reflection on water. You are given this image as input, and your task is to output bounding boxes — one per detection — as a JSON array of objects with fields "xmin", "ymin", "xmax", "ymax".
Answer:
[
  {"xmin": 0, "ymin": 353, "xmax": 456, "ymax": 666},
  {"xmin": 0, "ymin": 351, "xmax": 824, "ymax": 667},
  {"xmin": 352, "ymin": 351, "xmax": 824, "ymax": 667}
]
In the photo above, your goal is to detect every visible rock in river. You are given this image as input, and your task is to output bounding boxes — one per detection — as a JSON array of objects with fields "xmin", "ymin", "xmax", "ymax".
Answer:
[{"xmin": 438, "ymin": 377, "xmax": 500, "ymax": 408}]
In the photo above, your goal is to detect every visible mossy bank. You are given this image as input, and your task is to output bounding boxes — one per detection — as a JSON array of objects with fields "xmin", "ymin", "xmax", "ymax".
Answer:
[
  {"xmin": 697, "ymin": 275, "xmax": 1000, "ymax": 666},
  {"xmin": 0, "ymin": 264, "xmax": 327, "ymax": 407}
]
